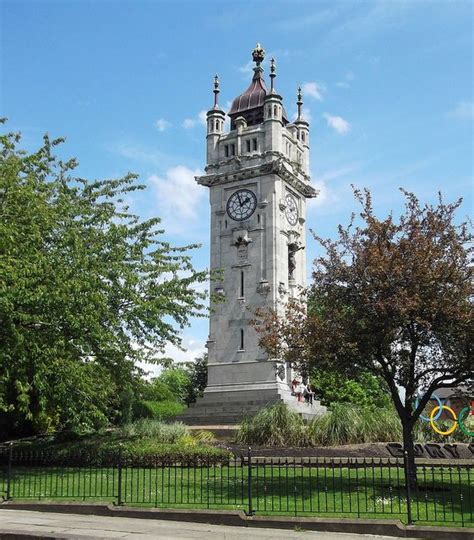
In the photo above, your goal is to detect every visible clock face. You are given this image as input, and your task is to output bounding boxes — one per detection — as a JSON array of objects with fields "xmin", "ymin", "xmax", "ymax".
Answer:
[
  {"xmin": 285, "ymin": 193, "xmax": 299, "ymax": 226},
  {"xmin": 227, "ymin": 189, "xmax": 257, "ymax": 221}
]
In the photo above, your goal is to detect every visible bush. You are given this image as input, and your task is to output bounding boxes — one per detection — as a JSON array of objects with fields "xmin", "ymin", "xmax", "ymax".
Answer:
[
  {"xmin": 119, "ymin": 419, "xmax": 189, "ymax": 443},
  {"xmin": 133, "ymin": 400, "xmax": 185, "ymax": 420},
  {"xmin": 237, "ymin": 402, "xmax": 307, "ymax": 446}
]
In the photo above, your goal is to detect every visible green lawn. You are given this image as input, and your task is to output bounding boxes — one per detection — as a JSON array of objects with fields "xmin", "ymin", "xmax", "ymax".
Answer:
[{"xmin": 1, "ymin": 463, "xmax": 472, "ymax": 528}]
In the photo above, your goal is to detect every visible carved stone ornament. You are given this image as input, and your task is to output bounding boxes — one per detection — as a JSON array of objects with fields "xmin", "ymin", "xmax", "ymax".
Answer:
[
  {"xmin": 257, "ymin": 280, "xmax": 271, "ymax": 296},
  {"xmin": 276, "ymin": 362, "xmax": 286, "ymax": 382}
]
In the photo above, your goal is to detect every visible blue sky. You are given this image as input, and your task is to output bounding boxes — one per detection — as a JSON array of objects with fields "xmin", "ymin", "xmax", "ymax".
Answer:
[{"xmin": 2, "ymin": 0, "xmax": 473, "ymax": 373}]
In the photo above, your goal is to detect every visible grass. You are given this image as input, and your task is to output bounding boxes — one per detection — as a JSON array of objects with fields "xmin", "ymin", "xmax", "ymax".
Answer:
[{"xmin": 1, "ymin": 462, "xmax": 472, "ymax": 528}]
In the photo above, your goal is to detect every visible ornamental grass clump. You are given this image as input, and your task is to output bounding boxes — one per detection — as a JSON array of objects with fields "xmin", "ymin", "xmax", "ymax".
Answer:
[
  {"xmin": 307, "ymin": 404, "xmax": 402, "ymax": 446},
  {"xmin": 237, "ymin": 402, "xmax": 307, "ymax": 446}
]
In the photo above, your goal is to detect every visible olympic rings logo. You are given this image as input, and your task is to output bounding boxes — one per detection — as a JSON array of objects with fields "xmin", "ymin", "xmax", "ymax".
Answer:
[{"xmin": 415, "ymin": 394, "xmax": 473, "ymax": 437}]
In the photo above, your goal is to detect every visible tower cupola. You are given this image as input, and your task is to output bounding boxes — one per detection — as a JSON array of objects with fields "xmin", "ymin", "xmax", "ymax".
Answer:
[{"xmin": 228, "ymin": 43, "xmax": 288, "ymax": 130}]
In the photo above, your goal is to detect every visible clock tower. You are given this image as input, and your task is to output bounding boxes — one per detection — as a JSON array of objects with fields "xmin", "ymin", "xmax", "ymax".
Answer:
[{"xmin": 181, "ymin": 45, "xmax": 326, "ymax": 425}]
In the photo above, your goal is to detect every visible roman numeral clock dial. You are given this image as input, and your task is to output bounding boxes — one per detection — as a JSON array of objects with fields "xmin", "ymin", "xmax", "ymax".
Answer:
[
  {"xmin": 285, "ymin": 193, "xmax": 299, "ymax": 226},
  {"xmin": 226, "ymin": 189, "xmax": 257, "ymax": 221}
]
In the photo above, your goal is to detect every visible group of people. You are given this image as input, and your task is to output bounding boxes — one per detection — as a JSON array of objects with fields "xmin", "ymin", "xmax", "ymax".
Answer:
[{"xmin": 290, "ymin": 378, "xmax": 315, "ymax": 404}]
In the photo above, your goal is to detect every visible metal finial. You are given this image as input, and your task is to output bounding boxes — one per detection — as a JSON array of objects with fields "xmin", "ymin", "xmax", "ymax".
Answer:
[
  {"xmin": 252, "ymin": 43, "xmax": 265, "ymax": 66},
  {"xmin": 270, "ymin": 57, "xmax": 276, "ymax": 92},
  {"xmin": 297, "ymin": 86, "xmax": 303, "ymax": 120},
  {"xmin": 213, "ymin": 74, "xmax": 220, "ymax": 109}
]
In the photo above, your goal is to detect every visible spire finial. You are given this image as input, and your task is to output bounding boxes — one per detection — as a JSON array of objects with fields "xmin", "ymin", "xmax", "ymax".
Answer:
[
  {"xmin": 270, "ymin": 57, "xmax": 276, "ymax": 92},
  {"xmin": 252, "ymin": 43, "xmax": 265, "ymax": 67},
  {"xmin": 297, "ymin": 86, "xmax": 303, "ymax": 120},
  {"xmin": 213, "ymin": 74, "xmax": 220, "ymax": 109}
]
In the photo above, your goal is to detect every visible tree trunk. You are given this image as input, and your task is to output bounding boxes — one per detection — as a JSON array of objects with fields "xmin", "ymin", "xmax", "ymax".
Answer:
[{"xmin": 402, "ymin": 420, "xmax": 418, "ymax": 490}]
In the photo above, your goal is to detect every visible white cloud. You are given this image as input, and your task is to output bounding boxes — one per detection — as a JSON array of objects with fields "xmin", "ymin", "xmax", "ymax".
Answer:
[
  {"xmin": 149, "ymin": 165, "xmax": 205, "ymax": 226},
  {"xmin": 198, "ymin": 110, "xmax": 207, "ymax": 126},
  {"xmin": 302, "ymin": 81, "xmax": 324, "ymax": 101},
  {"xmin": 447, "ymin": 101, "xmax": 474, "ymax": 120},
  {"xmin": 336, "ymin": 71, "xmax": 354, "ymax": 89},
  {"xmin": 323, "ymin": 113, "xmax": 351, "ymax": 134},
  {"xmin": 182, "ymin": 118, "xmax": 196, "ymax": 129},
  {"xmin": 238, "ymin": 60, "xmax": 254, "ymax": 78},
  {"xmin": 155, "ymin": 118, "xmax": 171, "ymax": 132},
  {"xmin": 182, "ymin": 110, "xmax": 207, "ymax": 129}
]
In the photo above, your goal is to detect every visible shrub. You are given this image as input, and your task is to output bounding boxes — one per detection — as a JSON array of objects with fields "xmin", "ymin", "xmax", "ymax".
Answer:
[
  {"xmin": 119, "ymin": 419, "xmax": 189, "ymax": 443},
  {"xmin": 237, "ymin": 402, "xmax": 307, "ymax": 446},
  {"xmin": 133, "ymin": 400, "xmax": 185, "ymax": 420}
]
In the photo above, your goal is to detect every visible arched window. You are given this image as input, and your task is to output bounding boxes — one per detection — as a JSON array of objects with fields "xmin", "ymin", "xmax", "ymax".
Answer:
[
  {"xmin": 240, "ymin": 329, "xmax": 244, "ymax": 350},
  {"xmin": 302, "ymin": 132, "xmax": 305, "ymax": 142},
  {"xmin": 273, "ymin": 105, "xmax": 277, "ymax": 117}
]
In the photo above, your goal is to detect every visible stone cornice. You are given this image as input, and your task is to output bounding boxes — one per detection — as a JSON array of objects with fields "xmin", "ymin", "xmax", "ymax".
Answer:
[{"xmin": 197, "ymin": 156, "xmax": 318, "ymax": 199}]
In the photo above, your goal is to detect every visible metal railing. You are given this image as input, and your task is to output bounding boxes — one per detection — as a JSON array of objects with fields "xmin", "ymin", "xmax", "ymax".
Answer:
[{"xmin": 0, "ymin": 446, "xmax": 472, "ymax": 527}]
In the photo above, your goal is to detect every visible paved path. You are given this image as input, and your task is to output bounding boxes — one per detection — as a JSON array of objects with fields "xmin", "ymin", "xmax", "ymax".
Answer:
[{"xmin": 0, "ymin": 509, "xmax": 416, "ymax": 539}]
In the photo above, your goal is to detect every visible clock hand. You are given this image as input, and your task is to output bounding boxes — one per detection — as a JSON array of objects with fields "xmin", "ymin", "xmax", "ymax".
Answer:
[
  {"xmin": 242, "ymin": 198, "xmax": 250, "ymax": 206},
  {"xmin": 237, "ymin": 193, "xmax": 243, "ymax": 206}
]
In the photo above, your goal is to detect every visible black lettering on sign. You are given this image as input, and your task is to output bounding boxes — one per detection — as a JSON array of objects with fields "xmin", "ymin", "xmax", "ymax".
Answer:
[
  {"xmin": 414, "ymin": 444, "xmax": 425, "ymax": 457},
  {"xmin": 386, "ymin": 443, "xmax": 404, "ymax": 457},
  {"xmin": 443, "ymin": 444, "xmax": 459, "ymax": 458},
  {"xmin": 425, "ymin": 444, "xmax": 445, "ymax": 459}
]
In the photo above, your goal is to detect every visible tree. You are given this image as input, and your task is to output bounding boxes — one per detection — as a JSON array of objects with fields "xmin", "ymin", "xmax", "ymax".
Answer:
[
  {"xmin": 183, "ymin": 352, "xmax": 208, "ymax": 405},
  {"xmin": 309, "ymin": 368, "xmax": 391, "ymax": 409},
  {"xmin": 156, "ymin": 366, "xmax": 192, "ymax": 404},
  {"xmin": 0, "ymin": 126, "xmax": 208, "ymax": 437},
  {"xmin": 256, "ymin": 188, "xmax": 473, "ymax": 487}
]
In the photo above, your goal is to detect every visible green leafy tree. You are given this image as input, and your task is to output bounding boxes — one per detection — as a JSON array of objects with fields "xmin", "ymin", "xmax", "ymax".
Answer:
[
  {"xmin": 309, "ymin": 368, "xmax": 391, "ymax": 409},
  {"xmin": 156, "ymin": 366, "xmax": 192, "ymax": 404},
  {"xmin": 184, "ymin": 352, "xmax": 208, "ymax": 405},
  {"xmin": 0, "ymin": 126, "xmax": 208, "ymax": 437},
  {"xmin": 256, "ymin": 189, "xmax": 472, "ymax": 487}
]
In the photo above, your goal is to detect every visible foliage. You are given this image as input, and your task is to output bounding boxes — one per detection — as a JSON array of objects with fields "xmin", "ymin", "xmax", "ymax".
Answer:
[
  {"xmin": 237, "ymin": 403, "xmax": 469, "ymax": 447},
  {"xmin": 6, "ymin": 421, "xmax": 231, "ymax": 465},
  {"xmin": 310, "ymin": 368, "xmax": 391, "ymax": 409},
  {"xmin": 119, "ymin": 419, "xmax": 189, "ymax": 442},
  {"xmin": 255, "ymin": 189, "xmax": 473, "ymax": 484},
  {"xmin": 132, "ymin": 400, "xmax": 185, "ymax": 421},
  {"xmin": 237, "ymin": 402, "xmax": 307, "ymax": 446},
  {"xmin": 138, "ymin": 379, "xmax": 176, "ymax": 403},
  {"xmin": 0, "ymin": 125, "xmax": 208, "ymax": 437},
  {"xmin": 183, "ymin": 353, "xmax": 208, "ymax": 405},
  {"xmin": 155, "ymin": 367, "xmax": 192, "ymax": 404},
  {"xmin": 308, "ymin": 403, "xmax": 402, "ymax": 446}
]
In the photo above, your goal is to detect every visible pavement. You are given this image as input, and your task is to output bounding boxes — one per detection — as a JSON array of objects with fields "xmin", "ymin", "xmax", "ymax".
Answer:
[{"xmin": 0, "ymin": 509, "xmax": 419, "ymax": 540}]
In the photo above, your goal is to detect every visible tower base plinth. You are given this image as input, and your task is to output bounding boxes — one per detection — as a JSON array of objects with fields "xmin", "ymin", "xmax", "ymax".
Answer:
[{"xmin": 178, "ymin": 383, "xmax": 326, "ymax": 426}]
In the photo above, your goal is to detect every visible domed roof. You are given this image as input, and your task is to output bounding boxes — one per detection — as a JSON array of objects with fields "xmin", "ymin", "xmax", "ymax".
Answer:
[
  {"xmin": 228, "ymin": 69, "xmax": 268, "ymax": 117},
  {"xmin": 228, "ymin": 44, "xmax": 289, "ymax": 129}
]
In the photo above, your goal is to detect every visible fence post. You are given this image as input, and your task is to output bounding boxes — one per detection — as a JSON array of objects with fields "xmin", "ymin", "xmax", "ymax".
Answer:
[
  {"xmin": 116, "ymin": 444, "xmax": 123, "ymax": 506},
  {"xmin": 246, "ymin": 446, "xmax": 254, "ymax": 516},
  {"xmin": 5, "ymin": 442, "xmax": 13, "ymax": 500},
  {"xmin": 403, "ymin": 451, "xmax": 413, "ymax": 525}
]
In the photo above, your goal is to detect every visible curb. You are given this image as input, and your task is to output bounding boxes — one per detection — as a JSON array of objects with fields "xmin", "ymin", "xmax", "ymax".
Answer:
[{"xmin": 1, "ymin": 501, "xmax": 472, "ymax": 539}]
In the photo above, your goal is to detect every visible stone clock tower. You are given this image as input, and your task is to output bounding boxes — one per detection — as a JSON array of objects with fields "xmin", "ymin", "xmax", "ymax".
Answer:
[{"xmin": 181, "ymin": 45, "xmax": 325, "ymax": 425}]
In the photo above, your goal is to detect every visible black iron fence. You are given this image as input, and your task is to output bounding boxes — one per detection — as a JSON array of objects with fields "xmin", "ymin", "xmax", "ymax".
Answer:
[{"xmin": 0, "ymin": 446, "xmax": 472, "ymax": 527}]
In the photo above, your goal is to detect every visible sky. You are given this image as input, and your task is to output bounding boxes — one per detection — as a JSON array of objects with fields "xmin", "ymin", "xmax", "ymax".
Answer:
[{"xmin": 2, "ymin": 0, "xmax": 473, "ymax": 375}]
